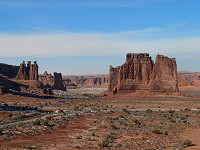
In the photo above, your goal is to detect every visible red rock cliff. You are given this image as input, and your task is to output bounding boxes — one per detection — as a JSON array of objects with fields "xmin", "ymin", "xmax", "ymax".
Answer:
[
  {"xmin": 108, "ymin": 53, "xmax": 179, "ymax": 94},
  {"xmin": 15, "ymin": 61, "xmax": 38, "ymax": 80},
  {"xmin": 54, "ymin": 72, "xmax": 65, "ymax": 91},
  {"xmin": 39, "ymin": 71, "xmax": 65, "ymax": 91},
  {"xmin": 0, "ymin": 63, "xmax": 19, "ymax": 78}
]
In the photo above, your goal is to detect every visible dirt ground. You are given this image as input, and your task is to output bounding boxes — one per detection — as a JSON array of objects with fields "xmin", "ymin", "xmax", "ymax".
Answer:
[{"xmin": 0, "ymin": 87, "xmax": 200, "ymax": 150}]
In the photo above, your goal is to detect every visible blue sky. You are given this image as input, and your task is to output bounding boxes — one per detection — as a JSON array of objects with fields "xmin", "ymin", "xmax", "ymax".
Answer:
[{"xmin": 0, "ymin": 0, "xmax": 200, "ymax": 74}]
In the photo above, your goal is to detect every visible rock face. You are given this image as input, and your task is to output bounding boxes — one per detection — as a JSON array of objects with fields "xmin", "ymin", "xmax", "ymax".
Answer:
[
  {"xmin": 0, "ymin": 63, "xmax": 19, "ymax": 78},
  {"xmin": 62, "ymin": 78, "xmax": 77, "ymax": 89},
  {"xmin": 15, "ymin": 61, "xmax": 38, "ymax": 80},
  {"xmin": 108, "ymin": 53, "xmax": 179, "ymax": 94},
  {"xmin": 39, "ymin": 71, "xmax": 65, "ymax": 91},
  {"xmin": 54, "ymin": 72, "xmax": 65, "ymax": 91},
  {"xmin": 149, "ymin": 55, "xmax": 179, "ymax": 92},
  {"xmin": 63, "ymin": 75, "xmax": 109, "ymax": 87},
  {"xmin": 178, "ymin": 72, "xmax": 200, "ymax": 86}
]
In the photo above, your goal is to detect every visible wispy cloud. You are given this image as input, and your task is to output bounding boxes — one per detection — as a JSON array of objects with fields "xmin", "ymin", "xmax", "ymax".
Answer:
[
  {"xmin": 118, "ymin": 23, "xmax": 187, "ymax": 35},
  {"xmin": 0, "ymin": 30, "xmax": 199, "ymax": 57}
]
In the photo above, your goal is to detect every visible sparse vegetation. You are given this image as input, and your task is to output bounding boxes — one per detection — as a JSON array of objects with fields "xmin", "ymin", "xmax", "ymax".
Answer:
[
  {"xmin": 33, "ymin": 119, "xmax": 41, "ymax": 126},
  {"xmin": 152, "ymin": 128, "xmax": 163, "ymax": 134},
  {"xmin": 98, "ymin": 137, "xmax": 109, "ymax": 148}
]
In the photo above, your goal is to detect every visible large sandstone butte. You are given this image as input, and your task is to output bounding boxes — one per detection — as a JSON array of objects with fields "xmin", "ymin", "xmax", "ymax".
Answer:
[
  {"xmin": 15, "ymin": 61, "xmax": 38, "ymax": 80},
  {"xmin": 108, "ymin": 53, "xmax": 179, "ymax": 94}
]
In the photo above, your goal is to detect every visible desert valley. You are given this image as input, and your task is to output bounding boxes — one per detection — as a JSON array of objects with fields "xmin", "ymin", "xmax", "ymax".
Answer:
[
  {"xmin": 1, "ymin": 1, "xmax": 200, "ymax": 149},
  {"xmin": 0, "ymin": 53, "xmax": 200, "ymax": 150}
]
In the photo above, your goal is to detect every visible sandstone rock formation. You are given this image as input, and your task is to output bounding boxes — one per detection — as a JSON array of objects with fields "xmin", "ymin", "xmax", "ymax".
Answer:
[
  {"xmin": 63, "ymin": 75, "xmax": 109, "ymax": 87},
  {"xmin": 108, "ymin": 53, "xmax": 179, "ymax": 94},
  {"xmin": 15, "ymin": 61, "xmax": 38, "ymax": 80},
  {"xmin": 62, "ymin": 78, "xmax": 77, "ymax": 89},
  {"xmin": 149, "ymin": 55, "xmax": 179, "ymax": 92},
  {"xmin": 178, "ymin": 72, "xmax": 200, "ymax": 87},
  {"xmin": 39, "ymin": 71, "xmax": 65, "ymax": 91},
  {"xmin": 0, "ymin": 63, "xmax": 19, "ymax": 78},
  {"xmin": 54, "ymin": 72, "xmax": 65, "ymax": 91}
]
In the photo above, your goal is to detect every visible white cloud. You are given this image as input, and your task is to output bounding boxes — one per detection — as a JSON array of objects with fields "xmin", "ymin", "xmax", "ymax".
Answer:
[{"xmin": 0, "ymin": 31, "xmax": 200, "ymax": 57}]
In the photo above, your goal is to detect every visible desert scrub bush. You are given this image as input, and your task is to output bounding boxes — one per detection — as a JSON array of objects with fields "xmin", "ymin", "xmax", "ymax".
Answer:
[
  {"xmin": 45, "ymin": 115, "xmax": 53, "ymax": 121},
  {"xmin": 169, "ymin": 110, "xmax": 175, "ymax": 114},
  {"xmin": 133, "ymin": 119, "xmax": 141, "ymax": 125},
  {"xmin": 182, "ymin": 139, "xmax": 193, "ymax": 148},
  {"xmin": 184, "ymin": 108, "xmax": 191, "ymax": 111},
  {"xmin": 146, "ymin": 109, "xmax": 153, "ymax": 113},
  {"xmin": 43, "ymin": 120, "xmax": 49, "ymax": 126},
  {"xmin": 152, "ymin": 128, "xmax": 163, "ymax": 134},
  {"xmin": 98, "ymin": 132, "xmax": 117, "ymax": 148},
  {"xmin": 180, "ymin": 115, "xmax": 189, "ymax": 123},
  {"xmin": 122, "ymin": 108, "xmax": 130, "ymax": 114},
  {"xmin": 172, "ymin": 139, "xmax": 194, "ymax": 150},
  {"xmin": 98, "ymin": 137, "xmax": 109, "ymax": 148},
  {"xmin": 33, "ymin": 119, "xmax": 41, "ymax": 126},
  {"xmin": 164, "ymin": 131, "xmax": 169, "ymax": 135},
  {"xmin": 110, "ymin": 124, "xmax": 118, "ymax": 130}
]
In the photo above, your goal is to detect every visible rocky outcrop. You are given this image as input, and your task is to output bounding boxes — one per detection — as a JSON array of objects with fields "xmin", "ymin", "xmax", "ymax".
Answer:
[
  {"xmin": 108, "ymin": 53, "xmax": 179, "ymax": 94},
  {"xmin": 54, "ymin": 72, "xmax": 65, "ymax": 91},
  {"xmin": 63, "ymin": 78, "xmax": 77, "ymax": 89},
  {"xmin": 15, "ymin": 61, "xmax": 38, "ymax": 80},
  {"xmin": 38, "ymin": 71, "xmax": 54, "ymax": 88},
  {"xmin": 0, "ymin": 63, "xmax": 19, "ymax": 78},
  {"xmin": 39, "ymin": 71, "xmax": 65, "ymax": 91},
  {"xmin": 63, "ymin": 75, "xmax": 109, "ymax": 87},
  {"xmin": 149, "ymin": 55, "xmax": 179, "ymax": 92},
  {"xmin": 178, "ymin": 72, "xmax": 200, "ymax": 87},
  {"xmin": 30, "ymin": 61, "xmax": 39, "ymax": 80}
]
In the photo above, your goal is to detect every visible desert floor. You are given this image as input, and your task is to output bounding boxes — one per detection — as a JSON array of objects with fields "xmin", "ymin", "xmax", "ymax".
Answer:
[{"xmin": 0, "ymin": 87, "xmax": 200, "ymax": 150}]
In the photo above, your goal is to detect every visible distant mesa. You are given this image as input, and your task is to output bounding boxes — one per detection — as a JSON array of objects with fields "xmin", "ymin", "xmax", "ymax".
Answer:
[
  {"xmin": 108, "ymin": 53, "xmax": 179, "ymax": 94},
  {"xmin": 62, "ymin": 75, "xmax": 109, "ymax": 88}
]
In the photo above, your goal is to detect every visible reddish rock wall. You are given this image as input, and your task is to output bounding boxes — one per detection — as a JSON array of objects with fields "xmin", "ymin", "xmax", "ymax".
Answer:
[
  {"xmin": 149, "ymin": 55, "xmax": 179, "ymax": 92},
  {"xmin": 108, "ymin": 53, "xmax": 179, "ymax": 94},
  {"xmin": 39, "ymin": 71, "xmax": 65, "ymax": 91},
  {"xmin": 15, "ymin": 61, "xmax": 38, "ymax": 80},
  {"xmin": 178, "ymin": 72, "xmax": 200, "ymax": 87},
  {"xmin": 0, "ymin": 63, "xmax": 19, "ymax": 78},
  {"xmin": 54, "ymin": 72, "xmax": 65, "ymax": 91},
  {"xmin": 63, "ymin": 75, "xmax": 109, "ymax": 87}
]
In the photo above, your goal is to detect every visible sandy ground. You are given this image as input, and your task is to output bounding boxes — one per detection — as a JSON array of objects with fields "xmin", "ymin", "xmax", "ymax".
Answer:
[{"xmin": 0, "ymin": 87, "xmax": 200, "ymax": 149}]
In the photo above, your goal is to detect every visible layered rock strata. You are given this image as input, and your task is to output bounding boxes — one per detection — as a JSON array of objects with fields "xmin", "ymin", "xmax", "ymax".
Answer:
[
  {"xmin": 15, "ymin": 61, "xmax": 38, "ymax": 80},
  {"xmin": 108, "ymin": 53, "xmax": 179, "ymax": 94},
  {"xmin": 39, "ymin": 71, "xmax": 65, "ymax": 91}
]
